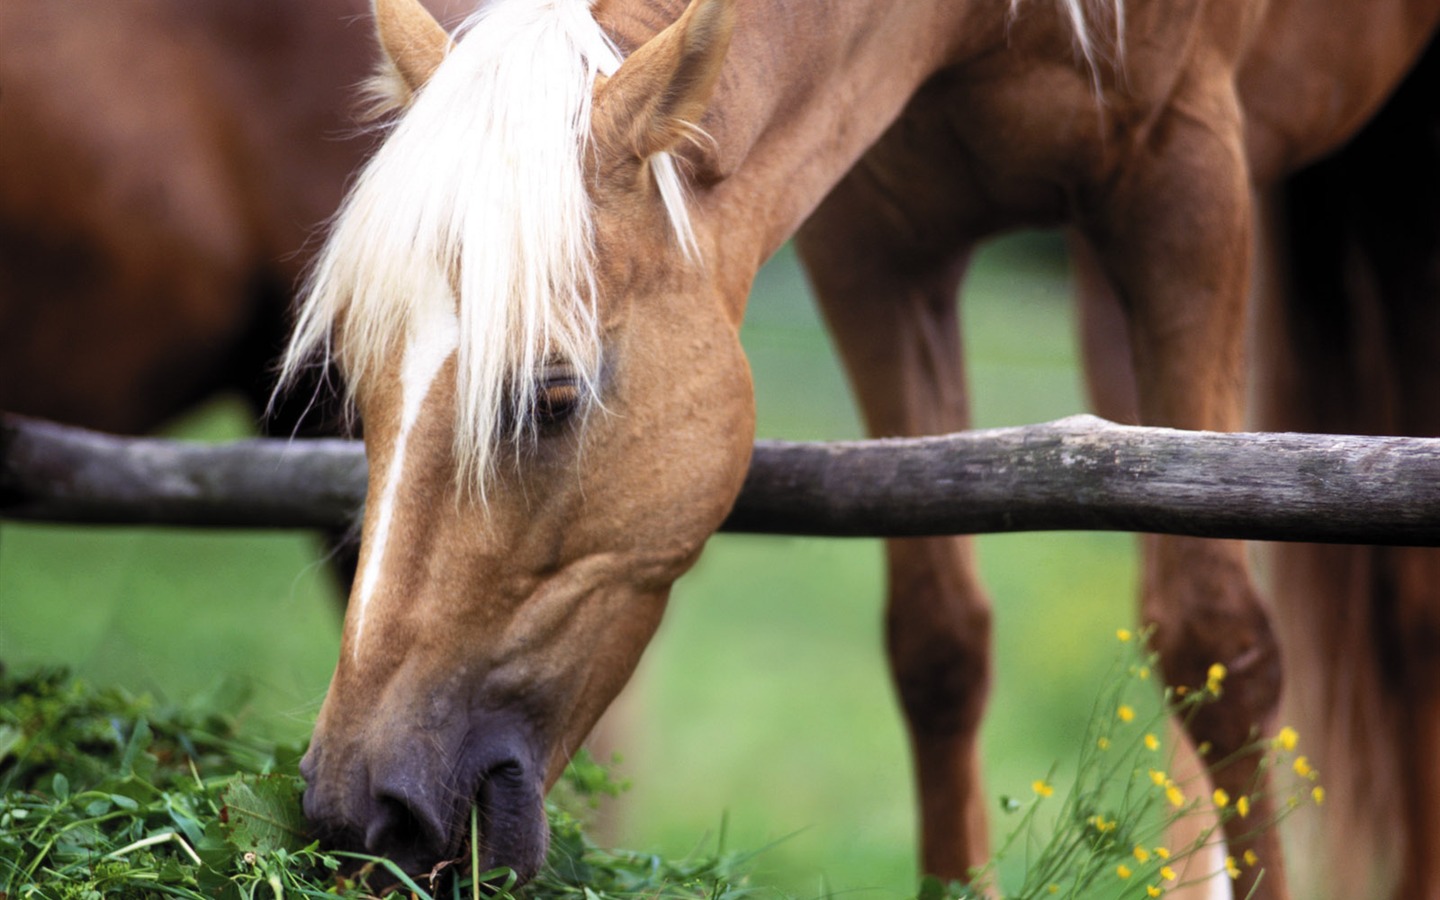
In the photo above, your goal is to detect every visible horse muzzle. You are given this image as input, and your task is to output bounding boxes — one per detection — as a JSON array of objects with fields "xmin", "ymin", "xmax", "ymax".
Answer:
[{"xmin": 299, "ymin": 725, "xmax": 550, "ymax": 884}]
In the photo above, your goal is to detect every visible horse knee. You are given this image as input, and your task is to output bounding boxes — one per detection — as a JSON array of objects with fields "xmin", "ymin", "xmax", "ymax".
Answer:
[
  {"xmin": 1144, "ymin": 541, "xmax": 1283, "ymax": 749},
  {"xmin": 1153, "ymin": 608, "xmax": 1282, "ymax": 711},
  {"xmin": 885, "ymin": 537, "xmax": 992, "ymax": 738}
]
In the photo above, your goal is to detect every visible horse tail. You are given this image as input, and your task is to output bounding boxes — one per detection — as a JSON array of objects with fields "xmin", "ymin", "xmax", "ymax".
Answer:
[{"xmin": 1252, "ymin": 33, "xmax": 1440, "ymax": 900}]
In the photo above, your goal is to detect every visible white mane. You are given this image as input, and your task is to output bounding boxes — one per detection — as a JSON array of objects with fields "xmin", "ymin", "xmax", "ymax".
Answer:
[
  {"xmin": 1011, "ymin": 0, "xmax": 1126, "ymax": 85},
  {"xmin": 279, "ymin": 0, "xmax": 695, "ymax": 493}
]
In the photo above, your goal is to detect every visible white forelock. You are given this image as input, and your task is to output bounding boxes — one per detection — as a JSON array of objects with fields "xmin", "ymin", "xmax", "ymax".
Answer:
[{"xmin": 278, "ymin": 0, "xmax": 695, "ymax": 496}]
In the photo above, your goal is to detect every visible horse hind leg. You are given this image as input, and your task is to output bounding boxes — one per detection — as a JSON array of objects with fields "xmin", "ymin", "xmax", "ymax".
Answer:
[
  {"xmin": 1255, "ymin": 48, "xmax": 1440, "ymax": 890},
  {"xmin": 1069, "ymin": 229, "xmax": 1139, "ymax": 426},
  {"xmin": 1375, "ymin": 277, "xmax": 1440, "ymax": 900},
  {"xmin": 797, "ymin": 177, "xmax": 991, "ymax": 882},
  {"xmin": 1255, "ymin": 275, "xmax": 1440, "ymax": 900}
]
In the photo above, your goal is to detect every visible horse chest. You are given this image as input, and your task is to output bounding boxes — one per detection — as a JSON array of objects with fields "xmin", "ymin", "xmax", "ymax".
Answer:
[{"xmin": 843, "ymin": 70, "xmax": 1128, "ymax": 248}]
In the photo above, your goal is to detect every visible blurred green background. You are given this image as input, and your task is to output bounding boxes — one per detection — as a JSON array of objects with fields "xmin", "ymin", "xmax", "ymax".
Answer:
[{"xmin": 0, "ymin": 235, "xmax": 1137, "ymax": 897}]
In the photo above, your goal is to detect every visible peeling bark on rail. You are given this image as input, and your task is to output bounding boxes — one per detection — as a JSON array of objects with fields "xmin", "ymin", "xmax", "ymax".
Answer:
[
  {"xmin": 4, "ymin": 412, "xmax": 1440, "ymax": 545},
  {"xmin": 725, "ymin": 416, "xmax": 1440, "ymax": 544}
]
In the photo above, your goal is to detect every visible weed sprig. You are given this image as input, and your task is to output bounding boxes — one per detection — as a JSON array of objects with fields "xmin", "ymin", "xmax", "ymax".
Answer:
[{"xmin": 930, "ymin": 628, "xmax": 1323, "ymax": 900}]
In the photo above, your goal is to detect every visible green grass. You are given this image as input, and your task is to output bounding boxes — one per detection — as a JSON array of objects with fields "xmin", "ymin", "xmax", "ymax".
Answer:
[
  {"xmin": 0, "ymin": 234, "xmax": 1138, "ymax": 898},
  {"xmin": 0, "ymin": 668, "xmax": 763, "ymax": 899},
  {"xmin": 6, "ymin": 641, "xmax": 1315, "ymax": 898},
  {"xmin": 0, "ymin": 490, "xmax": 341, "ymax": 746}
]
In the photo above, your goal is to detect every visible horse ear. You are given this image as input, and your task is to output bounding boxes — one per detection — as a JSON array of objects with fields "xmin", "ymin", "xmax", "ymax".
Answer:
[
  {"xmin": 370, "ymin": 0, "xmax": 452, "ymax": 107},
  {"xmin": 594, "ymin": 0, "xmax": 735, "ymax": 161}
]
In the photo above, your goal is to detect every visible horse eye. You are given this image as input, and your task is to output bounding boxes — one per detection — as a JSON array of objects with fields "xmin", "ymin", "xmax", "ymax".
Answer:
[{"xmin": 533, "ymin": 372, "xmax": 582, "ymax": 425}]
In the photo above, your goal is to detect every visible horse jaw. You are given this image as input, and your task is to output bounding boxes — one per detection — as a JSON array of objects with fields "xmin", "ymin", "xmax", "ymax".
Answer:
[{"xmin": 299, "ymin": 248, "xmax": 752, "ymax": 877}]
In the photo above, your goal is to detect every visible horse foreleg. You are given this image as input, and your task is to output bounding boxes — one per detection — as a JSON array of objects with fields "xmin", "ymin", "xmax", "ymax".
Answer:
[
  {"xmin": 798, "ymin": 186, "xmax": 990, "ymax": 883},
  {"xmin": 1085, "ymin": 81, "xmax": 1288, "ymax": 900},
  {"xmin": 1074, "ymin": 230, "xmax": 1229, "ymax": 900}
]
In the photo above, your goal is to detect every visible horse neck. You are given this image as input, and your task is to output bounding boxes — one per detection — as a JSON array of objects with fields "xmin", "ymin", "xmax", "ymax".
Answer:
[{"xmin": 603, "ymin": 0, "xmax": 1002, "ymax": 279}]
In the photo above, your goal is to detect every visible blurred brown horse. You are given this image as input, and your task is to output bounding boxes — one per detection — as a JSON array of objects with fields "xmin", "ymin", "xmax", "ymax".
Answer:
[
  {"xmin": 276, "ymin": 0, "xmax": 1440, "ymax": 897},
  {"xmin": 0, "ymin": 0, "xmax": 443, "ymax": 435},
  {"xmin": 0, "ymin": 0, "xmax": 470, "ymax": 592}
]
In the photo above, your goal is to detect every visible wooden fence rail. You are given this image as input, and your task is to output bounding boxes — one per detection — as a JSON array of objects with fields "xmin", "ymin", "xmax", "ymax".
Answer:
[{"xmin": 4, "ymin": 412, "xmax": 1440, "ymax": 545}]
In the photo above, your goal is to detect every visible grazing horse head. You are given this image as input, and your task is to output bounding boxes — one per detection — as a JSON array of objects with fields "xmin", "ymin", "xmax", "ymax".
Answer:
[{"xmin": 282, "ymin": 0, "xmax": 746, "ymax": 878}]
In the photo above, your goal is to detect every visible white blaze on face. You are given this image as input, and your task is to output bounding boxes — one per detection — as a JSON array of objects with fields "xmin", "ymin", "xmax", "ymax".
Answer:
[{"xmin": 351, "ymin": 288, "xmax": 459, "ymax": 660}]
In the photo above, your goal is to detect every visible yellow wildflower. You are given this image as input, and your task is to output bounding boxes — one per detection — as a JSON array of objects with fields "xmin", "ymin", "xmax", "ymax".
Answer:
[
  {"xmin": 1313, "ymin": 786, "xmax": 1326, "ymax": 805},
  {"xmin": 1236, "ymin": 795, "xmax": 1251, "ymax": 818},
  {"xmin": 1118, "ymin": 628, "xmax": 1133, "ymax": 642},
  {"xmin": 1166, "ymin": 784, "xmax": 1186, "ymax": 808},
  {"xmin": 1206, "ymin": 662, "xmax": 1227, "ymax": 693},
  {"xmin": 1134, "ymin": 846, "xmax": 1151, "ymax": 863},
  {"xmin": 1097, "ymin": 736, "xmax": 1111, "ymax": 751},
  {"xmin": 1155, "ymin": 847, "xmax": 1171, "ymax": 861},
  {"xmin": 1147, "ymin": 886, "xmax": 1162, "ymax": 898},
  {"xmin": 1160, "ymin": 865, "xmax": 1177, "ymax": 882},
  {"xmin": 1294, "ymin": 755, "xmax": 1313, "ymax": 778},
  {"xmin": 1244, "ymin": 850, "xmax": 1259, "ymax": 867},
  {"xmin": 1118, "ymin": 704, "xmax": 1136, "ymax": 723},
  {"xmin": 1145, "ymin": 733, "xmax": 1160, "ymax": 751},
  {"xmin": 1213, "ymin": 788, "xmax": 1230, "ymax": 808},
  {"xmin": 1149, "ymin": 769, "xmax": 1167, "ymax": 786},
  {"xmin": 1225, "ymin": 856, "xmax": 1241, "ymax": 880},
  {"xmin": 1275, "ymin": 726, "xmax": 1299, "ymax": 750},
  {"xmin": 1137, "ymin": 665, "xmax": 1151, "ymax": 680},
  {"xmin": 1117, "ymin": 864, "xmax": 1132, "ymax": 880},
  {"xmin": 1033, "ymin": 780, "xmax": 1054, "ymax": 798},
  {"xmin": 1047, "ymin": 885, "xmax": 1059, "ymax": 895}
]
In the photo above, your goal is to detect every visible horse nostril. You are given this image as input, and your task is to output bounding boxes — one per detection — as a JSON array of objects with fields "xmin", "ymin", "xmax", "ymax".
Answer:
[{"xmin": 364, "ymin": 789, "xmax": 450, "ymax": 863}]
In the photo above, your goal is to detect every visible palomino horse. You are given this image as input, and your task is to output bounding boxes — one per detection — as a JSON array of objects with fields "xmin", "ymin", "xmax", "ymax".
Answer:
[{"xmin": 279, "ymin": 0, "xmax": 1440, "ymax": 897}]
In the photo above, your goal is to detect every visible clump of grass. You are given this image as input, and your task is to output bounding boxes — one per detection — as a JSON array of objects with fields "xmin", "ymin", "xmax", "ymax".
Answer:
[
  {"xmin": 2, "ymin": 628, "xmax": 1323, "ymax": 900},
  {"xmin": 0, "ymin": 667, "xmax": 757, "ymax": 899},
  {"xmin": 929, "ymin": 628, "xmax": 1324, "ymax": 900}
]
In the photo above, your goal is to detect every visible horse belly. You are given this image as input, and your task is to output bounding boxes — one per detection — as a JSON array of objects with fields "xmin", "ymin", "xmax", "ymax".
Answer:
[{"xmin": 1238, "ymin": 0, "xmax": 1440, "ymax": 181}]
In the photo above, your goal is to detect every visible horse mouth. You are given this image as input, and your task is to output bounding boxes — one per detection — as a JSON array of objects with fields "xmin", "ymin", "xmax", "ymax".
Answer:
[{"xmin": 303, "ymin": 753, "xmax": 550, "ymax": 887}]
